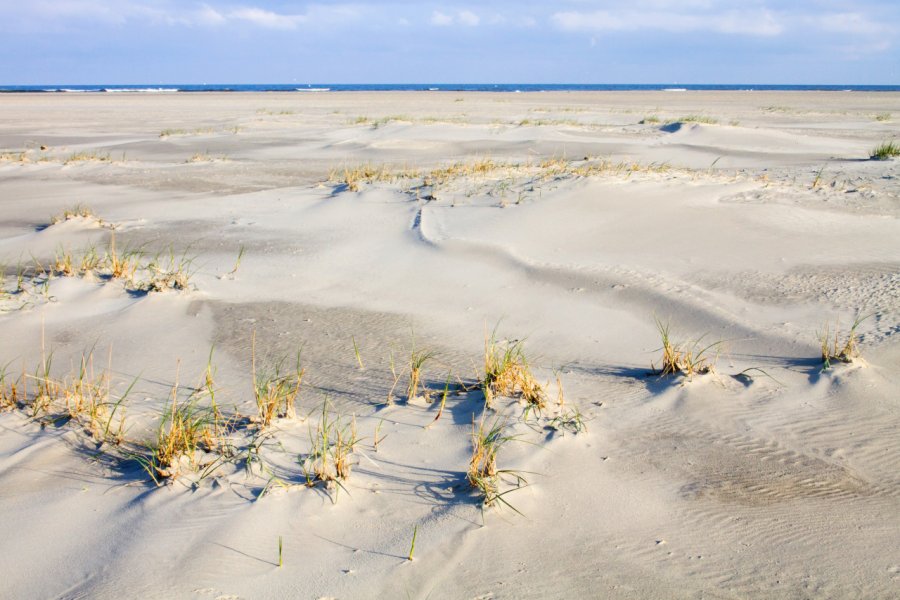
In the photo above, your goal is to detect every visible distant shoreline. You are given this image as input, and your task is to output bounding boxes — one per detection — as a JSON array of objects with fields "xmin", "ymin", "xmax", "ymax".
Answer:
[{"xmin": 3, "ymin": 83, "xmax": 900, "ymax": 93}]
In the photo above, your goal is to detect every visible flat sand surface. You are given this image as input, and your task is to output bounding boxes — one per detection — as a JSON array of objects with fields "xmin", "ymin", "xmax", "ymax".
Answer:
[{"xmin": 1, "ymin": 91, "xmax": 899, "ymax": 599}]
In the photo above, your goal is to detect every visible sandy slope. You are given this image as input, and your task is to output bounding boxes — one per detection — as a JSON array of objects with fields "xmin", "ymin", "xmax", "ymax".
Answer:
[{"xmin": 1, "ymin": 91, "xmax": 899, "ymax": 599}]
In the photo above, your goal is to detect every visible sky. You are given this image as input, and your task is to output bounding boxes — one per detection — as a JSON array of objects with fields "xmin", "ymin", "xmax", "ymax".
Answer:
[{"xmin": 1, "ymin": 0, "xmax": 898, "ymax": 84}]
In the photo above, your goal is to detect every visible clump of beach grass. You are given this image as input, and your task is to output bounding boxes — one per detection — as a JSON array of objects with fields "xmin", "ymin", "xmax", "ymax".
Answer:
[
  {"xmin": 0, "ymin": 151, "xmax": 28, "ymax": 162},
  {"xmin": 0, "ymin": 364, "xmax": 22, "ymax": 411},
  {"xmin": 674, "ymin": 115, "xmax": 718, "ymax": 125},
  {"xmin": 160, "ymin": 127, "xmax": 215, "ymax": 138},
  {"xmin": 129, "ymin": 361, "xmax": 234, "ymax": 484},
  {"xmin": 651, "ymin": 317, "xmax": 720, "ymax": 379},
  {"xmin": 51, "ymin": 246, "xmax": 76, "ymax": 277},
  {"xmin": 467, "ymin": 416, "xmax": 526, "ymax": 513},
  {"xmin": 78, "ymin": 245, "xmax": 102, "ymax": 276},
  {"xmin": 142, "ymin": 248, "xmax": 195, "ymax": 292},
  {"xmin": 252, "ymin": 335, "xmax": 304, "ymax": 428},
  {"xmin": 104, "ymin": 243, "xmax": 141, "ymax": 285},
  {"xmin": 145, "ymin": 392, "xmax": 216, "ymax": 481},
  {"xmin": 159, "ymin": 128, "xmax": 187, "ymax": 138},
  {"xmin": 63, "ymin": 151, "xmax": 111, "ymax": 165},
  {"xmin": 51, "ymin": 204, "xmax": 97, "ymax": 225},
  {"xmin": 870, "ymin": 140, "xmax": 900, "ymax": 160},
  {"xmin": 330, "ymin": 163, "xmax": 400, "ymax": 191},
  {"xmin": 425, "ymin": 158, "xmax": 504, "ymax": 186},
  {"xmin": 301, "ymin": 401, "xmax": 359, "ymax": 499},
  {"xmin": 58, "ymin": 352, "xmax": 131, "ymax": 445},
  {"xmin": 819, "ymin": 314, "xmax": 869, "ymax": 369},
  {"xmin": 482, "ymin": 330, "xmax": 545, "ymax": 412},
  {"xmin": 406, "ymin": 347, "xmax": 436, "ymax": 402},
  {"xmin": 186, "ymin": 151, "xmax": 227, "ymax": 163}
]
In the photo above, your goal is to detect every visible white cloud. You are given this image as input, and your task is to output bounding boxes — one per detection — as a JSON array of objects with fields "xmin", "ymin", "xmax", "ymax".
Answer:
[
  {"xmin": 228, "ymin": 7, "xmax": 306, "ymax": 29},
  {"xmin": 2, "ymin": 1, "xmax": 365, "ymax": 31},
  {"xmin": 551, "ymin": 8, "xmax": 784, "ymax": 37},
  {"xmin": 430, "ymin": 9, "xmax": 480, "ymax": 27},
  {"xmin": 458, "ymin": 10, "xmax": 480, "ymax": 27},
  {"xmin": 817, "ymin": 12, "xmax": 889, "ymax": 35},
  {"xmin": 431, "ymin": 11, "xmax": 453, "ymax": 26},
  {"xmin": 195, "ymin": 4, "xmax": 226, "ymax": 26}
]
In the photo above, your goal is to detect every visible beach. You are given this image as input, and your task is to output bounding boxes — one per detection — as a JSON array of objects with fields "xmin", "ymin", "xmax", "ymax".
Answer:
[{"xmin": 1, "ymin": 90, "xmax": 899, "ymax": 599}]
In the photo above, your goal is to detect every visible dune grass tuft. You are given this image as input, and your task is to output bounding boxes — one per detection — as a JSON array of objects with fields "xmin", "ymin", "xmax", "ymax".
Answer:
[
  {"xmin": 674, "ymin": 115, "xmax": 718, "ymax": 125},
  {"xmin": 63, "ymin": 151, "xmax": 111, "ymax": 165},
  {"xmin": 870, "ymin": 140, "xmax": 900, "ymax": 160},
  {"xmin": 301, "ymin": 401, "xmax": 359, "ymax": 498},
  {"xmin": 0, "ymin": 363, "xmax": 23, "ymax": 411},
  {"xmin": 51, "ymin": 204, "xmax": 97, "ymax": 224},
  {"xmin": 467, "ymin": 416, "xmax": 526, "ymax": 513},
  {"xmin": 128, "ymin": 359, "xmax": 240, "ymax": 485},
  {"xmin": 652, "ymin": 317, "xmax": 720, "ymax": 379},
  {"xmin": 0, "ymin": 151, "xmax": 28, "ymax": 162},
  {"xmin": 143, "ymin": 249, "xmax": 196, "ymax": 292},
  {"xmin": 406, "ymin": 347, "xmax": 435, "ymax": 402},
  {"xmin": 482, "ymin": 331, "xmax": 545, "ymax": 412},
  {"xmin": 103, "ymin": 231, "xmax": 141, "ymax": 284},
  {"xmin": 819, "ymin": 314, "xmax": 868, "ymax": 369},
  {"xmin": 252, "ymin": 335, "xmax": 304, "ymax": 428},
  {"xmin": 160, "ymin": 127, "xmax": 215, "ymax": 138},
  {"xmin": 330, "ymin": 163, "xmax": 401, "ymax": 191}
]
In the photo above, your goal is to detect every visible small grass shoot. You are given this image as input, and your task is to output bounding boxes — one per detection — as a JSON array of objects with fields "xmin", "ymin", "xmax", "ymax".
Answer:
[
  {"xmin": 408, "ymin": 525, "xmax": 418, "ymax": 561},
  {"xmin": 407, "ymin": 347, "xmax": 435, "ymax": 402},
  {"xmin": 426, "ymin": 374, "xmax": 452, "ymax": 428},
  {"xmin": 352, "ymin": 336, "xmax": 365, "ymax": 370},
  {"xmin": 547, "ymin": 405, "xmax": 588, "ymax": 435}
]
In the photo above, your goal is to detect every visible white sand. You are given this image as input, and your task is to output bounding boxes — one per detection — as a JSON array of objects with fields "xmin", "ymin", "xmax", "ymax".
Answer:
[{"xmin": 1, "ymin": 91, "xmax": 899, "ymax": 599}]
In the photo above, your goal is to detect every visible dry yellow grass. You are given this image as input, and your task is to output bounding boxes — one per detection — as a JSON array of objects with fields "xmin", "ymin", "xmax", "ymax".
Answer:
[
  {"xmin": 51, "ymin": 204, "xmax": 97, "ymax": 224},
  {"xmin": 63, "ymin": 151, "xmax": 111, "ymax": 165},
  {"xmin": 328, "ymin": 156, "xmax": 676, "ymax": 197},
  {"xmin": 0, "ymin": 151, "xmax": 28, "ymax": 162},
  {"xmin": 482, "ymin": 332, "xmax": 546, "ymax": 412},
  {"xmin": 819, "ymin": 315, "xmax": 868, "ymax": 369}
]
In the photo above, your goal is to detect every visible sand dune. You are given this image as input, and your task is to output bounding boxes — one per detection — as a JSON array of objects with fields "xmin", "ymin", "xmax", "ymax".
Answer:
[{"xmin": 1, "ymin": 91, "xmax": 899, "ymax": 599}]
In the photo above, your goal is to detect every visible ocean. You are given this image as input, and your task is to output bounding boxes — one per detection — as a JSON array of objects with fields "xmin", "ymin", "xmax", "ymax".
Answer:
[{"xmin": 2, "ymin": 84, "xmax": 899, "ymax": 93}]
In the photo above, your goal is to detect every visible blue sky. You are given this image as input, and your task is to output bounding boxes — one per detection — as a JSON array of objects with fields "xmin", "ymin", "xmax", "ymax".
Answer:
[{"xmin": 2, "ymin": 1, "xmax": 898, "ymax": 84}]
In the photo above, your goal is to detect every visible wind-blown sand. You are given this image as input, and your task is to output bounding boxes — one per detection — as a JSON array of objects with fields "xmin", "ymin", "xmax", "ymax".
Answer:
[{"xmin": 1, "ymin": 91, "xmax": 899, "ymax": 599}]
